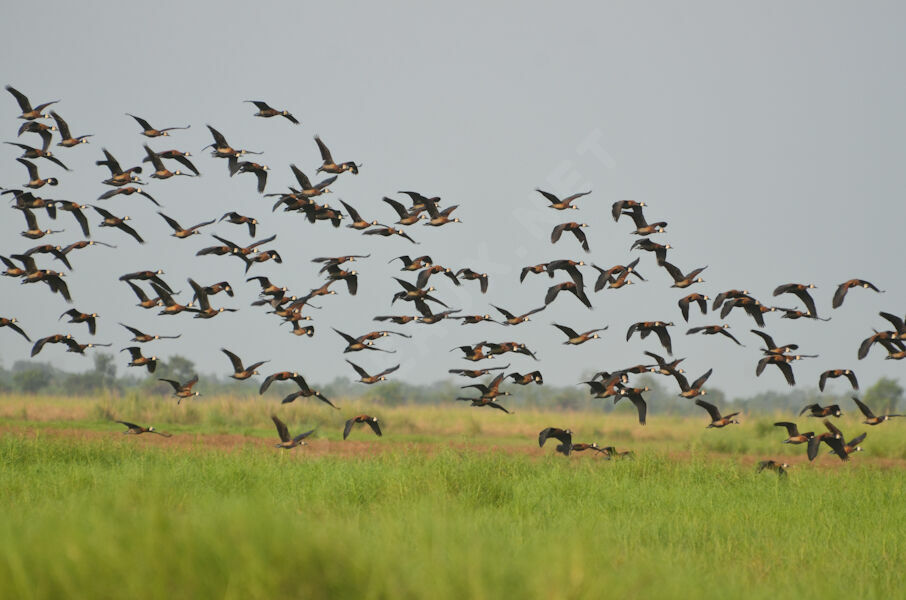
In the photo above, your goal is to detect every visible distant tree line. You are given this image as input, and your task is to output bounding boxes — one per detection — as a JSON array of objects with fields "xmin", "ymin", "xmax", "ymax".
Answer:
[{"xmin": 0, "ymin": 352, "xmax": 900, "ymax": 416}]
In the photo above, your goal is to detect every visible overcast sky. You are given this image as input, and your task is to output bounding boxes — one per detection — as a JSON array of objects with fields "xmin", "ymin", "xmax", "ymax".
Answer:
[{"xmin": 1, "ymin": 1, "xmax": 904, "ymax": 399}]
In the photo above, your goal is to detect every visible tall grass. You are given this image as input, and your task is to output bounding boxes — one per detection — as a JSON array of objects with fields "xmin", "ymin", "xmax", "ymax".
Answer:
[{"xmin": 0, "ymin": 434, "xmax": 904, "ymax": 599}]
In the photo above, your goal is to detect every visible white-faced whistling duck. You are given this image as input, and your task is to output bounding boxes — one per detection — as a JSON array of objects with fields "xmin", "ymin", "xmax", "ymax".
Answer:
[
  {"xmin": 6, "ymin": 141, "xmax": 70, "ymax": 171},
  {"xmin": 686, "ymin": 325, "xmax": 743, "ymax": 346},
  {"xmin": 391, "ymin": 255, "xmax": 432, "ymax": 271},
  {"xmin": 536, "ymin": 188, "xmax": 591, "ymax": 210},
  {"xmin": 553, "ymin": 323, "xmax": 607, "ymax": 345},
  {"xmin": 416, "ymin": 306, "xmax": 461, "ymax": 324},
  {"xmin": 415, "ymin": 264, "xmax": 459, "ymax": 289},
  {"xmin": 50, "ymin": 111, "xmax": 92, "ymax": 147},
  {"xmin": 230, "ymin": 161, "xmax": 269, "ymax": 193},
  {"xmin": 247, "ymin": 275, "xmax": 287, "ymax": 297},
  {"xmin": 159, "ymin": 374, "xmax": 200, "ymax": 404},
  {"xmin": 116, "ymin": 420, "xmax": 172, "ymax": 437},
  {"xmin": 124, "ymin": 281, "xmax": 162, "ymax": 310},
  {"xmin": 774, "ymin": 422, "xmax": 814, "ymax": 444},
  {"xmin": 287, "ymin": 165, "xmax": 336, "ymax": 198},
  {"xmin": 461, "ymin": 372, "xmax": 508, "ymax": 398},
  {"xmin": 772, "ymin": 283, "xmax": 818, "ymax": 317},
  {"xmin": 51, "ymin": 201, "xmax": 90, "ymax": 237},
  {"xmin": 590, "ymin": 258, "xmax": 643, "ymax": 292},
  {"xmin": 19, "ymin": 207, "xmax": 63, "ymax": 240},
  {"xmin": 93, "ymin": 206, "xmax": 143, "ymax": 244},
  {"xmin": 119, "ymin": 269, "xmax": 172, "ymax": 291},
  {"xmin": 710, "ymin": 289, "xmax": 751, "ymax": 312},
  {"xmin": 453, "ymin": 342, "xmax": 489, "ymax": 362},
  {"xmin": 333, "ymin": 328, "xmax": 396, "ymax": 354},
  {"xmin": 832, "ymin": 432, "xmax": 867, "ymax": 457},
  {"xmin": 569, "ymin": 442, "xmax": 608, "ymax": 456},
  {"xmin": 678, "ymin": 293, "xmax": 709, "ymax": 322},
  {"xmin": 203, "ymin": 125, "xmax": 262, "ymax": 164},
  {"xmin": 142, "ymin": 146, "xmax": 201, "ymax": 177},
  {"xmin": 17, "ymin": 120, "xmax": 55, "ymax": 149},
  {"xmin": 581, "ymin": 374, "xmax": 626, "ymax": 399},
  {"xmin": 756, "ymin": 460, "xmax": 788, "ymax": 477},
  {"xmin": 601, "ymin": 446, "xmax": 635, "ymax": 459},
  {"xmin": 799, "ymin": 403, "xmax": 842, "ymax": 418},
  {"xmin": 832, "ymin": 279, "xmax": 884, "ymax": 309},
  {"xmin": 346, "ymin": 360, "xmax": 400, "ymax": 384},
  {"xmin": 630, "ymin": 238, "xmax": 670, "ymax": 266},
  {"xmin": 217, "ymin": 213, "xmax": 258, "ymax": 239},
  {"xmin": 455, "ymin": 267, "xmax": 488, "ymax": 294},
  {"xmin": 675, "ymin": 368, "xmax": 713, "ymax": 399},
  {"xmin": 807, "ymin": 420, "xmax": 847, "ymax": 461},
  {"xmin": 221, "ymin": 348, "xmax": 268, "ymax": 380},
  {"xmin": 383, "ymin": 197, "xmax": 426, "ymax": 226},
  {"xmin": 119, "ymin": 323, "xmax": 180, "ymax": 343},
  {"xmin": 624, "ymin": 204, "xmax": 667, "ymax": 236},
  {"xmin": 151, "ymin": 283, "xmax": 195, "ymax": 316},
  {"xmin": 98, "ymin": 185, "xmax": 159, "ymax": 206},
  {"xmin": 547, "ymin": 259, "xmax": 585, "ymax": 285},
  {"xmin": 818, "ymin": 369, "xmax": 858, "ymax": 392},
  {"xmin": 720, "ymin": 297, "xmax": 773, "ymax": 327},
  {"xmin": 451, "ymin": 314, "xmax": 495, "ymax": 325},
  {"xmin": 17, "ymin": 158, "xmax": 58, "ymax": 189},
  {"xmin": 127, "ymin": 114, "xmax": 190, "ymax": 137},
  {"xmin": 611, "ymin": 200, "xmax": 646, "ymax": 222},
  {"xmin": 695, "ymin": 399, "xmax": 740, "ymax": 428},
  {"xmin": 142, "ymin": 145, "xmax": 194, "ymax": 180},
  {"xmin": 626, "ymin": 321, "xmax": 674, "ymax": 355},
  {"xmin": 158, "ymin": 212, "xmax": 215, "ymax": 239},
  {"xmin": 59, "ymin": 309, "xmax": 98, "ymax": 335},
  {"xmin": 373, "ymin": 315, "xmax": 421, "ymax": 325},
  {"xmin": 455, "ymin": 392, "xmax": 512, "ymax": 413},
  {"xmin": 280, "ymin": 376, "xmax": 338, "ymax": 408},
  {"xmin": 122, "ymin": 346, "xmax": 157, "ymax": 373},
  {"xmin": 852, "ymin": 396, "xmax": 904, "ymax": 426},
  {"xmin": 258, "ymin": 371, "xmax": 306, "ymax": 394},
  {"xmin": 391, "ymin": 277, "xmax": 447, "ymax": 307},
  {"xmin": 550, "ymin": 222, "xmax": 590, "ymax": 252},
  {"xmin": 755, "ymin": 354, "xmax": 804, "ymax": 386},
  {"xmin": 285, "ymin": 321, "xmax": 315, "ymax": 337},
  {"xmin": 30, "ymin": 333, "xmax": 72, "ymax": 357},
  {"xmin": 187, "ymin": 278, "xmax": 237, "ymax": 319},
  {"xmin": 246, "ymin": 101, "xmax": 299, "ymax": 124},
  {"xmin": 615, "ymin": 387, "xmax": 648, "ymax": 425},
  {"xmin": 749, "ymin": 330, "xmax": 799, "ymax": 356},
  {"xmin": 343, "ymin": 415, "xmax": 382, "ymax": 440},
  {"xmin": 272, "ymin": 416, "xmax": 315, "ymax": 450},
  {"xmin": 0, "ymin": 317, "xmax": 30, "ymax": 341},
  {"xmin": 314, "ymin": 135, "xmax": 360, "ymax": 174},
  {"xmin": 486, "ymin": 341, "xmax": 538, "ymax": 360},
  {"xmin": 422, "ymin": 202, "xmax": 461, "ymax": 227},
  {"xmin": 337, "ymin": 200, "xmax": 376, "ymax": 230},
  {"xmin": 877, "ymin": 337, "xmax": 906, "ymax": 360},
  {"xmin": 858, "ymin": 330, "xmax": 899, "ymax": 360},
  {"xmin": 519, "ymin": 263, "xmax": 549, "ymax": 282},
  {"xmin": 509, "ymin": 370, "xmax": 544, "ymax": 385},
  {"xmin": 878, "ymin": 311, "xmax": 906, "ymax": 338},
  {"xmin": 661, "ymin": 261, "xmax": 706, "ymax": 289},
  {"xmin": 644, "ymin": 350, "xmax": 685, "ymax": 377},
  {"xmin": 489, "ymin": 304, "xmax": 542, "ymax": 325},
  {"xmin": 545, "ymin": 281, "xmax": 591, "ymax": 309},
  {"xmin": 363, "ymin": 224, "xmax": 419, "ymax": 244},
  {"xmin": 5, "ymin": 85, "xmax": 58, "ymax": 120},
  {"xmin": 314, "ymin": 254, "xmax": 369, "ymax": 274},
  {"xmin": 448, "ymin": 364, "xmax": 509, "ymax": 379},
  {"xmin": 97, "ymin": 148, "xmax": 144, "ymax": 186},
  {"xmin": 539, "ymin": 427, "xmax": 572, "ymax": 455}
]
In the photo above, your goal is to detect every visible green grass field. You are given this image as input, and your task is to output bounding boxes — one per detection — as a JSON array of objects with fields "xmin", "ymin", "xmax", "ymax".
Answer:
[{"xmin": 2, "ymin": 393, "xmax": 905, "ymax": 599}]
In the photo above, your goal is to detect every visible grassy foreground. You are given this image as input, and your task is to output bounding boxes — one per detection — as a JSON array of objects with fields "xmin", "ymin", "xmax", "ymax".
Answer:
[{"xmin": 1, "ymin": 394, "xmax": 905, "ymax": 599}]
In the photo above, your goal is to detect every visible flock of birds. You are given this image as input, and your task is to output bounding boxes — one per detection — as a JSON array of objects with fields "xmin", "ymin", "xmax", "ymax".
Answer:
[{"xmin": 1, "ymin": 84, "xmax": 903, "ymax": 470}]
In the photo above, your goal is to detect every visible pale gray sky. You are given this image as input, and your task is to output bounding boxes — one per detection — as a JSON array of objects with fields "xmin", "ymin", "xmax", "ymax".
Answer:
[{"xmin": 1, "ymin": 1, "xmax": 904, "ymax": 398}]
